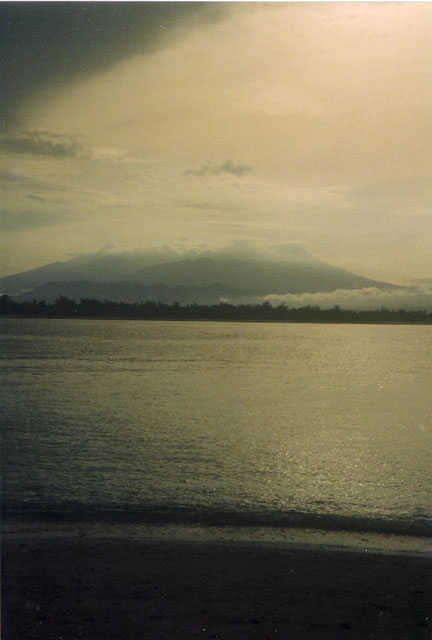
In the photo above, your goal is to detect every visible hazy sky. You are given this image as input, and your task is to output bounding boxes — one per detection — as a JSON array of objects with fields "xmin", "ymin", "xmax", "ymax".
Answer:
[{"xmin": 1, "ymin": 2, "xmax": 432, "ymax": 283}]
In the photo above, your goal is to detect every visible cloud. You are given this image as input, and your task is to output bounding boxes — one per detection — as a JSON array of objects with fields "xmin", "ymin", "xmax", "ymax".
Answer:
[
  {"xmin": 261, "ymin": 287, "xmax": 432, "ymax": 312},
  {"xmin": 199, "ymin": 241, "xmax": 316, "ymax": 264},
  {"xmin": 184, "ymin": 202, "xmax": 227, "ymax": 212},
  {"xmin": 27, "ymin": 194, "xmax": 48, "ymax": 202},
  {"xmin": 97, "ymin": 244, "xmax": 117, "ymax": 254},
  {"xmin": 205, "ymin": 222, "xmax": 256, "ymax": 229},
  {"xmin": 0, "ymin": 131, "xmax": 81, "ymax": 158},
  {"xmin": 0, "ymin": 170, "xmax": 74, "ymax": 196},
  {"xmin": 0, "ymin": 3, "xmax": 228, "ymax": 129},
  {"xmin": 185, "ymin": 160, "xmax": 253, "ymax": 178},
  {"xmin": 27, "ymin": 194, "xmax": 64, "ymax": 205},
  {"xmin": 0, "ymin": 209, "xmax": 68, "ymax": 231}
]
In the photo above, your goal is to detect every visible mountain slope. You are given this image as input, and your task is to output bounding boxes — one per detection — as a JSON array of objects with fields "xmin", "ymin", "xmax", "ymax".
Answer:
[
  {"xmin": 134, "ymin": 257, "xmax": 398, "ymax": 295},
  {"xmin": 1, "ymin": 245, "xmax": 401, "ymax": 303},
  {"xmin": 11, "ymin": 281, "xmax": 248, "ymax": 305},
  {"xmin": 0, "ymin": 247, "xmax": 188, "ymax": 294}
]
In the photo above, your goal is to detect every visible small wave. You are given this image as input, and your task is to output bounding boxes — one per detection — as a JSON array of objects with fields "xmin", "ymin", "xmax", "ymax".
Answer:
[{"xmin": 3, "ymin": 502, "xmax": 431, "ymax": 538}]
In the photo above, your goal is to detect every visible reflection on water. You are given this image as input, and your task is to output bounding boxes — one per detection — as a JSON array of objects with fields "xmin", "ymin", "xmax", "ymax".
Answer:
[{"xmin": 1, "ymin": 318, "xmax": 431, "ymax": 535}]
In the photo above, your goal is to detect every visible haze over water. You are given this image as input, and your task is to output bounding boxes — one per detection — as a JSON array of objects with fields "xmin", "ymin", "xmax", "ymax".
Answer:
[{"xmin": 1, "ymin": 319, "xmax": 431, "ymax": 551}]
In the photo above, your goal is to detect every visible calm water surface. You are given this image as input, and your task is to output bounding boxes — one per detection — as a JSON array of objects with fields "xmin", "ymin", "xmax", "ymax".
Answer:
[{"xmin": 1, "ymin": 318, "xmax": 431, "ymax": 544}]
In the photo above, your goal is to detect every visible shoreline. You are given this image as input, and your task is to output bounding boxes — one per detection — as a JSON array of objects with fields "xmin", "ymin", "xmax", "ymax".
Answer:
[
  {"xmin": 3, "ymin": 537, "xmax": 431, "ymax": 639},
  {"xmin": 3, "ymin": 518, "xmax": 432, "ymax": 559},
  {"xmin": 2, "ymin": 313, "xmax": 432, "ymax": 326}
]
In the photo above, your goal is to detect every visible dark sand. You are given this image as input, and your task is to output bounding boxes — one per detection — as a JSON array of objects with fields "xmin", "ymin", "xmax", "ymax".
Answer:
[{"xmin": 2, "ymin": 539, "xmax": 431, "ymax": 639}]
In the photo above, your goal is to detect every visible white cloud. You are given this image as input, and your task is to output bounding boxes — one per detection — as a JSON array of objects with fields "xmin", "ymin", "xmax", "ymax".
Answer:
[{"xmin": 262, "ymin": 287, "xmax": 432, "ymax": 312}]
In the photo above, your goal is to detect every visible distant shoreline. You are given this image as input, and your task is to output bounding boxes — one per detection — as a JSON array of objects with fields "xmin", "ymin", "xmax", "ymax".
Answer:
[
  {"xmin": 2, "ymin": 294, "xmax": 431, "ymax": 324},
  {"xmin": 1, "ymin": 314, "xmax": 431, "ymax": 326}
]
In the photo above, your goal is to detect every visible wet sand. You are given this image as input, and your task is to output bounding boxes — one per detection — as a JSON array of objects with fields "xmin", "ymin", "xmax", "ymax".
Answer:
[{"xmin": 2, "ymin": 539, "xmax": 431, "ymax": 639}]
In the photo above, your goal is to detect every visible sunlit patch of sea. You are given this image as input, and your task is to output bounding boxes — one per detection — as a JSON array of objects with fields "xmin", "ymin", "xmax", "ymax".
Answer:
[{"xmin": 1, "ymin": 318, "xmax": 431, "ymax": 554}]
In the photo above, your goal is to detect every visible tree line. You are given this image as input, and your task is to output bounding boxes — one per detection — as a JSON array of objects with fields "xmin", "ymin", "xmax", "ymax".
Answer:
[{"xmin": 1, "ymin": 294, "xmax": 431, "ymax": 324}]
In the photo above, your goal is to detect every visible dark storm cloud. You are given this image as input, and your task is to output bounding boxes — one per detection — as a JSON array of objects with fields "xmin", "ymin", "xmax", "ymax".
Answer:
[
  {"xmin": 0, "ymin": 209, "xmax": 68, "ymax": 231},
  {"xmin": 185, "ymin": 160, "xmax": 253, "ymax": 178},
  {"xmin": 0, "ymin": 131, "xmax": 81, "ymax": 158},
  {"xmin": 0, "ymin": 2, "xmax": 228, "ymax": 130}
]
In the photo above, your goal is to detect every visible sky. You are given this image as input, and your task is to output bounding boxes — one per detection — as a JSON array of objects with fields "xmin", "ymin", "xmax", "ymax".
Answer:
[{"xmin": 1, "ymin": 2, "xmax": 432, "ymax": 285}]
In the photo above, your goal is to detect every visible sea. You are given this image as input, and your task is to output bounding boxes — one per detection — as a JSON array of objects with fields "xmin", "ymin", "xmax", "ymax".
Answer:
[{"xmin": 1, "ymin": 318, "xmax": 431, "ymax": 555}]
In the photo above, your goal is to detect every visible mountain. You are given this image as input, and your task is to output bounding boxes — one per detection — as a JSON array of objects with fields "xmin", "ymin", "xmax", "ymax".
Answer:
[
  {"xmin": 0, "ymin": 247, "xmax": 190, "ymax": 293},
  {"xmin": 1, "ymin": 244, "xmax": 401, "ymax": 304},
  {"xmin": 11, "ymin": 281, "xmax": 249, "ymax": 305},
  {"xmin": 134, "ymin": 257, "xmax": 395, "ymax": 294},
  {"xmin": 0, "ymin": 243, "xmax": 326, "ymax": 294}
]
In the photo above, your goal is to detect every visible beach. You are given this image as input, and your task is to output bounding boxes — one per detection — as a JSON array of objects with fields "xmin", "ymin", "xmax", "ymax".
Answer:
[{"xmin": 2, "ymin": 538, "xmax": 431, "ymax": 639}]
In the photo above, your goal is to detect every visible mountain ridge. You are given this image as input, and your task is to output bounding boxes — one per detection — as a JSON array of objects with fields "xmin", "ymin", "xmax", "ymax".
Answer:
[
  {"xmin": 134, "ymin": 256, "xmax": 396, "ymax": 293},
  {"xmin": 0, "ymin": 246, "xmax": 402, "ymax": 304}
]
